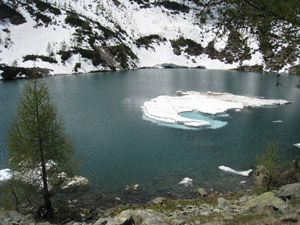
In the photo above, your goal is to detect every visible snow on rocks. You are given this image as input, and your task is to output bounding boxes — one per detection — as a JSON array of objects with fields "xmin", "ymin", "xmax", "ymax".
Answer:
[
  {"xmin": 219, "ymin": 166, "xmax": 252, "ymax": 177},
  {"xmin": 0, "ymin": 168, "xmax": 13, "ymax": 181},
  {"xmin": 0, "ymin": 165, "xmax": 88, "ymax": 189},
  {"xmin": 179, "ymin": 177, "xmax": 193, "ymax": 187},
  {"xmin": 142, "ymin": 91, "xmax": 290, "ymax": 129}
]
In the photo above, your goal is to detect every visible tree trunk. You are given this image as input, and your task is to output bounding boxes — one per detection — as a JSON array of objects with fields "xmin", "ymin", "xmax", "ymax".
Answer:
[
  {"xmin": 10, "ymin": 183, "xmax": 19, "ymax": 212},
  {"xmin": 35, "ymin": 85, "xmax": 54, "ymax": 219},
  {"xmin": 40, "ymin": 152, "xmax": 54, "ymax": 219},
  {"xmin": 294, "ymin": 155, "xmax": 299, "ymax": 172}
]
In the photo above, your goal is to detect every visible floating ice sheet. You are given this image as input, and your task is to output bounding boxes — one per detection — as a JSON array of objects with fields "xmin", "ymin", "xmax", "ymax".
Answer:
[{"xmin": 142, "ymin": 91, "xmax": 290, "ymax": 130}]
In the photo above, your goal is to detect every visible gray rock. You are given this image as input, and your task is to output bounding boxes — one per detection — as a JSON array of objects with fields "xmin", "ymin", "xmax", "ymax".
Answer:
[
  {"xmin": 172, "ymin": 219, "xmax": 185, "ymax": 225},
  {"xmin": 243, "ymin": 192, "xmax": 288, "ymax": 213},
  {"xmin": 141, "ymin": 217, "xmax": 169, "ymax": 225},
  {"xmin": 133, "ymin": 209, "xmax": 170, "ymax": 225},
  {"xmin": 202, "ymin": 222, "xmax": 225, "ymax": 225},
  {"xmin": 200, "ymin": 211, "xmax": 210, "ymax": 216},
  {"xmin": 8, "ymin": 211, "xmax": 23, "ymax": 223},
  {"xmin": 186, "ymin": 205, "xmax": 197, "ymax": 210},
  {"xmin": 20, "ymin": 214, "xmax": 34, "ymax": 225},
  {"xmin": 280, "ymin": 214, "xmax": 298, "ymax": 223},
  {"xmin": 94, "ymin": 218, "xmax": 108, "ymax": 225},
  {"xmin": 198, "ymin": 188, "xmax": 207, "ymax": 197},
  {"xmin": 0, "ymin": 218, "xmax": 11, "ymax": 225},
  {"xmin": 149, "ymin": 197, "xmax": 166, "ymax": 206},
  {"xmin": 278, "ymin": 183, "xmax": 300, "ymax": 199},
  {"xmin": 176, "ymin": 204, "xmax": 183, "ymax": 210},
  {"xmin": 218, "ymin": 198, "xmax": 231, "ymax": 211},
  {"xmin": 107, "ymin": 209, "xmax": 134, "ymax": 225},
  {"xmin": 36, "ymin": 222, "xmax": 52, "ymax": 225},
  {"xmin": 199, "ymin": 203, "xmax": 214, "ymax": 212}
]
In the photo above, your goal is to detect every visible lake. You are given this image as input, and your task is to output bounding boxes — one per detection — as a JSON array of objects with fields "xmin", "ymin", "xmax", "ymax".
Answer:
[{"xmin": 1, "ymin": 69, "xmax": 300, "ymax": 206}]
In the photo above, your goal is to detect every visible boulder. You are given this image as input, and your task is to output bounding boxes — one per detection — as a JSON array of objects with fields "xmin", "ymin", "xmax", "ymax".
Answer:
[
  {"xmin": 277, "ymin": 183, "xmax": 300, "ymax": 199},
  {"xmin": 218, "ymin": 198, "xmax": 231, "ymax": 211},
  {"xmin": 8, "ymin": 211, "xmax": 23, "ymax": 223},
  {"xmin": 20, "ymin": 214, "xmax": 34, "ymax": 225},
  {"xmin": 198, "ymin": 188, "xmax": 207, "ymax": 197},
  {"xmin": 133, "ymin": 210, "xmax": 169, "ymax": 225},
  {"xmin": 148, "ymin": 197, "xmax": 166, "ymax": 206},
  {"xmin": 107, "ymin": 209, "xmax": 134, "ymax": 225},
  {"xmin": 94, "ymin": 218, "xmax": 108, "ymax": 225},
  {"xmin": 62, "ymin": 175, "xmax": 89, "ymax": 189},
  {"xmin": 0, "ymin": 218, "xmax": 11, "ymax": 225},
  {"xmin": 243, "ymin": 192, "xmax": 288, "ymax": 213}
]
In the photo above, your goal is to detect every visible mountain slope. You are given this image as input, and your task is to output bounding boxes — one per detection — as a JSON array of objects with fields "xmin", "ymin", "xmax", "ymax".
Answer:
[{"xmin": 0, "ymin": 0, "xmax": 299, "ymax": 80}]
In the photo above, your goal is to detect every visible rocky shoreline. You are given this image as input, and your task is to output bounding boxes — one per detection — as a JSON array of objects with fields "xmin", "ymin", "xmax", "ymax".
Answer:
[{"xmin": 1, "ymin": 183, "xmax": 300, "ymax": 225}]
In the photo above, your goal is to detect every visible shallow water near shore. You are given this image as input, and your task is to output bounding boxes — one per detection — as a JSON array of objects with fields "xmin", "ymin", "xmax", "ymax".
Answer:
[{"xmin": 1, "ymin": 69, "xmax": 300, "ymax": 207}]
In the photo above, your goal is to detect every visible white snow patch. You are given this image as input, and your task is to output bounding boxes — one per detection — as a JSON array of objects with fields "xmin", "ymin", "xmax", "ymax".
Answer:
[
  {"xmin": 179, "ymin": 177, "xmax": 193, "ymax": 187},
  {"xmin": 142, "ymin": 91, "xmax": 290, "ymax": 129},
  {"xmin": 219, "ymin": 166, "xmax": 252, "ymax": 177},
  {"xmin": 0, "ymin": 168, "xmax": 12, "ymax": 181}
]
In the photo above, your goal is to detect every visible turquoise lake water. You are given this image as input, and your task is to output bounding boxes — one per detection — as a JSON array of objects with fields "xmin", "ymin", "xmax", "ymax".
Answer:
[{"xmin": 1, "ymin": 69, "xmax": 300, "ymax": 206}]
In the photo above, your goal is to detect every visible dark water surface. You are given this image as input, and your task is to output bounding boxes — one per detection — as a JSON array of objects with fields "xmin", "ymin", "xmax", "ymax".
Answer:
[{"xmin": 1, "ymin": 69, "xmax": 300, "ymax": 206}]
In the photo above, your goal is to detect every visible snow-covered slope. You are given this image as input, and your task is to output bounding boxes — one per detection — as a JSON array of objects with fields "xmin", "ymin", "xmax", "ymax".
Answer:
[{"xmin": 0, "ymin": 0, "xmax": 298, "ymax": 79}]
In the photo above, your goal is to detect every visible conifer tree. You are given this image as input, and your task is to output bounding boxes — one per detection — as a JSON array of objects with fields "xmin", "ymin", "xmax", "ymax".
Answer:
[{"xmin": 8, "ymin": 78, "xmax": 77, "ymax": 219}]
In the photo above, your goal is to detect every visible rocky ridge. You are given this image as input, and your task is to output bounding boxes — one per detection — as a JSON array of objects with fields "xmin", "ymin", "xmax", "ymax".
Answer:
[
  {"xmin": 1, "ymin": 183, "xmax": 300, "ymax": 225},
  {"xmin": 0, "ymin": 0, "xmax": 299, "ymax": 80}
]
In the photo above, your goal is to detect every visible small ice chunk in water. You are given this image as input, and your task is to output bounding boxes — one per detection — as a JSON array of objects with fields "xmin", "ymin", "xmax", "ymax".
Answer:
[
  {"xmin": 219, "ymin": 166, "xmax": 252, "ymax": 177},
  {"xmin": 273, "ymin": 120, "xmax": 283, "ymax": 123},
  {"xmin": 179, "ymin": 177, "xmax": 193, "ymax": 186},
  {"xmin": 294, "ymin": 143, "xmax": 300, "ymax": 149}
]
